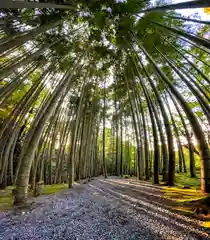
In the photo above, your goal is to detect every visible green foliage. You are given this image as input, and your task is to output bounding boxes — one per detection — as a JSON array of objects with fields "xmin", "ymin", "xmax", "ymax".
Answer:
[{"xmin": 175, "ymin": 172, "xmax": 201, "ymax": 189}]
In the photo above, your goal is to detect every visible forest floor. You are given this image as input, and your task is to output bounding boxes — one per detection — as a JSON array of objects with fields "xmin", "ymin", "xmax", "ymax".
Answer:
[{"xmin": 0, "ymin": 177, "xmax": 210, "ymax": 240}]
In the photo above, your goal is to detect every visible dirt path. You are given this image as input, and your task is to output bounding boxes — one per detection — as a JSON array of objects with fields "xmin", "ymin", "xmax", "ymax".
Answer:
[{"xmin": 0, "ymin": 177, "xmax": 209, "ymax": 240}]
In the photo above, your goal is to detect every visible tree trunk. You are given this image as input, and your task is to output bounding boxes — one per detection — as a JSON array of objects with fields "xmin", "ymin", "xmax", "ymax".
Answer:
[{"xmin": 137, "ymin": 42, "xmax": 210, "ymax": 192}]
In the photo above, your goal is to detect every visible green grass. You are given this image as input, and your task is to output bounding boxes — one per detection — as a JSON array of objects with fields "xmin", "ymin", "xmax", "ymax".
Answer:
[
  {"xmin": 174, "ymin": 171, "xmax": 201, "ymax": 189},
  {"xmin": 42, "ymin": 184, "xmax": 68, "ymax": 195},
  {"xmin": 162, "ymin": 171, "xmax": 205, "ymax": 204},
  {"xmin": 0, "ymin": 195, "xmax": 13, "ymax": 210},
  {"xmin": 163, "ymin": 186, "xmax": 206, "ymax": 203},
  {"xmin": 0, "ymin": 187, "xmax": 14, "ymax": 211},
  {"xmin": 162, "ymin": 183, "xmax": 207, "ymax": 220},
  {"xmin": 0, "ymin": 184, "xmax": 68, "ymax": 211},
  {"xmin": 121, "ymin": 174, "xmax": 130, "ymax": 179},
  {"xmin": 161, "ymin": 171, "xmax": 210, "ymax": 222}
]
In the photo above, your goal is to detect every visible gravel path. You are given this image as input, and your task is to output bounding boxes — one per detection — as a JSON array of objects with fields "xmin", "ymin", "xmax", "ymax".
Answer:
[{"xmin": 0, "ymin": 177, "xmax": 210, "ymax": 240}]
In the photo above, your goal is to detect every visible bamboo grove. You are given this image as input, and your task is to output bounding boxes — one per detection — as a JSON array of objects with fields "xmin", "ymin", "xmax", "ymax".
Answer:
[{"xmin": 0, "ymin": 0, "xmax": 209, "ymax": 205}]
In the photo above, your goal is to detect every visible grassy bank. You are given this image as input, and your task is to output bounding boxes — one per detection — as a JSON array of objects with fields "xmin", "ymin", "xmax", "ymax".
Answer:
[{"xmin": 0, "ymin": 184, "xmax": 68, "ymax": 211}]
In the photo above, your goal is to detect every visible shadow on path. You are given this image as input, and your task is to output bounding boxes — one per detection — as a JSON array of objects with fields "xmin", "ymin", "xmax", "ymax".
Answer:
[{"xmin": 89, "ymin": 178, "xmax": 210, "ymax": 239}]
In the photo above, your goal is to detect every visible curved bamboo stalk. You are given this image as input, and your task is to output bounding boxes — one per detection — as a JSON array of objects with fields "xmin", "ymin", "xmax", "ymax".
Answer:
[
  {"xmin": 68, "ymin": 80, "xmax": 86, "ymax": 188},
  {"xmin": 155, "ymin": 46, "xmax": 210, "ymax": 121},
  {"xmin": 0, "ymin": 78, "xmax": 50, "ymax": 180},
  {"xmin": 0, "ymin": 63, "xmax": 52, "ymax": 140},
  {"xmin": 162, "ymin": 37, "xmax": 210, "ymax": 85},
  {"xmin": 132, "ymin": 56, "xmax": 169, "ymax": 182},
  {"xmin": 0, "ymin": 17, "xmax": 67, "ymax": 55},
  {"xmin": 0, "ymin": 44, "xmax": 53, "ymax": 79},
  {"xmin": 164, "ymin": 93, "xmax": 185, "ymax": 174},
  {"xmin": 0, "ymin": 62, "xmax": 40, "ymax": 104},
  {"xmin": 114, "ymin": 87, "xmax": 119, "ymax": 176},
  {"xmin": 168, "ymin": 91, "xmax": 196, "ymax": 177},
  {"xmin": 77, "ymin": 108, "xmax": 86, "ymax": 180},
  {"xmin": 130, "ymin": 89, "xmax": 145, "ymax": 178},
  {"xmin": 132, "ymin": 45, "xmax": 175, "ymax": 185},
  {"xmin": 136, "ymin": 39, "xmax": 210, "ymax": 192},
  {"xmin": 102, "ymin": 78, "xmax": 108, "ymax": 178},
  {"xmin": 178, "ymin": 66, "xmax": 210, "ymax": 102},
  {"xmin": 149, "ymin": 20, "xmax": 210, "ymax": 50},
  {"xmin": 146, "ymin": 86, "xmax": 160, "ymax": 184},
  {"xmin": 14, "ymin": 91, "xmax": 52, "ymax": 183},
  {"xmin": 177, "ymin": 36, "xmax": 210, "ymax": 55},
  {"xmin": 0, "ymin": 1, "xmax": 77, "ymax": 9},
  {"xmin": 131, "ymin": 62, "xmax": 160, "ymax": 183},
  {"xmin": 14, "ymin": 60, "xmax": 81, "ymax": 205},
  {"xmin": 129, "ymin": 68, "xmax": 148, "ymax": 179},
  {"xmin": 138, "ymin": 1, "xmax": 210, "ymax": 14},
  {"xmin": 124, "ymin": 73, "xmax": 143, "ymax": 180},
  {"xmin": 164, "ymin": 15, "xmax": 210, "ymax": 25}
]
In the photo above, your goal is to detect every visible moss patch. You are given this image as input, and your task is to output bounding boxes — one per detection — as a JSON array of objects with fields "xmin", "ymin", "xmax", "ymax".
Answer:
[
  {"xmin": 0, "ymin": 195, "xmax": 13, "ymax": 211},
  {"xmin": 0, "ymin": 187, "xmax": 14, "ymax": 211},
  {"xmin": 159, "ymin": 170, "xmax": 210, "ymax": 222},
  {"xmin": 174, "ymin": 172, "xmax": 201, "ymax": 189},
  {"xmin": 42, "ymin": 184, "xmax": 68, "ymax": 195},
  {"xmin": 163, "ymin": 187, "xmax": 205, "ymax": 202},
  {"xmin": 201, "ymin": 221, "xmax": 210, "ymax": 228},
  {"xmin": 0, "ymin": 184, "xmax": 68, "ymax": 212},
  {"xmin": 162, "ymin": 184, "xmax": 210, "ymax": 223},
  {"xmin": 121, "ymin": 175, "xmax": 130, "ymax": 179}
]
